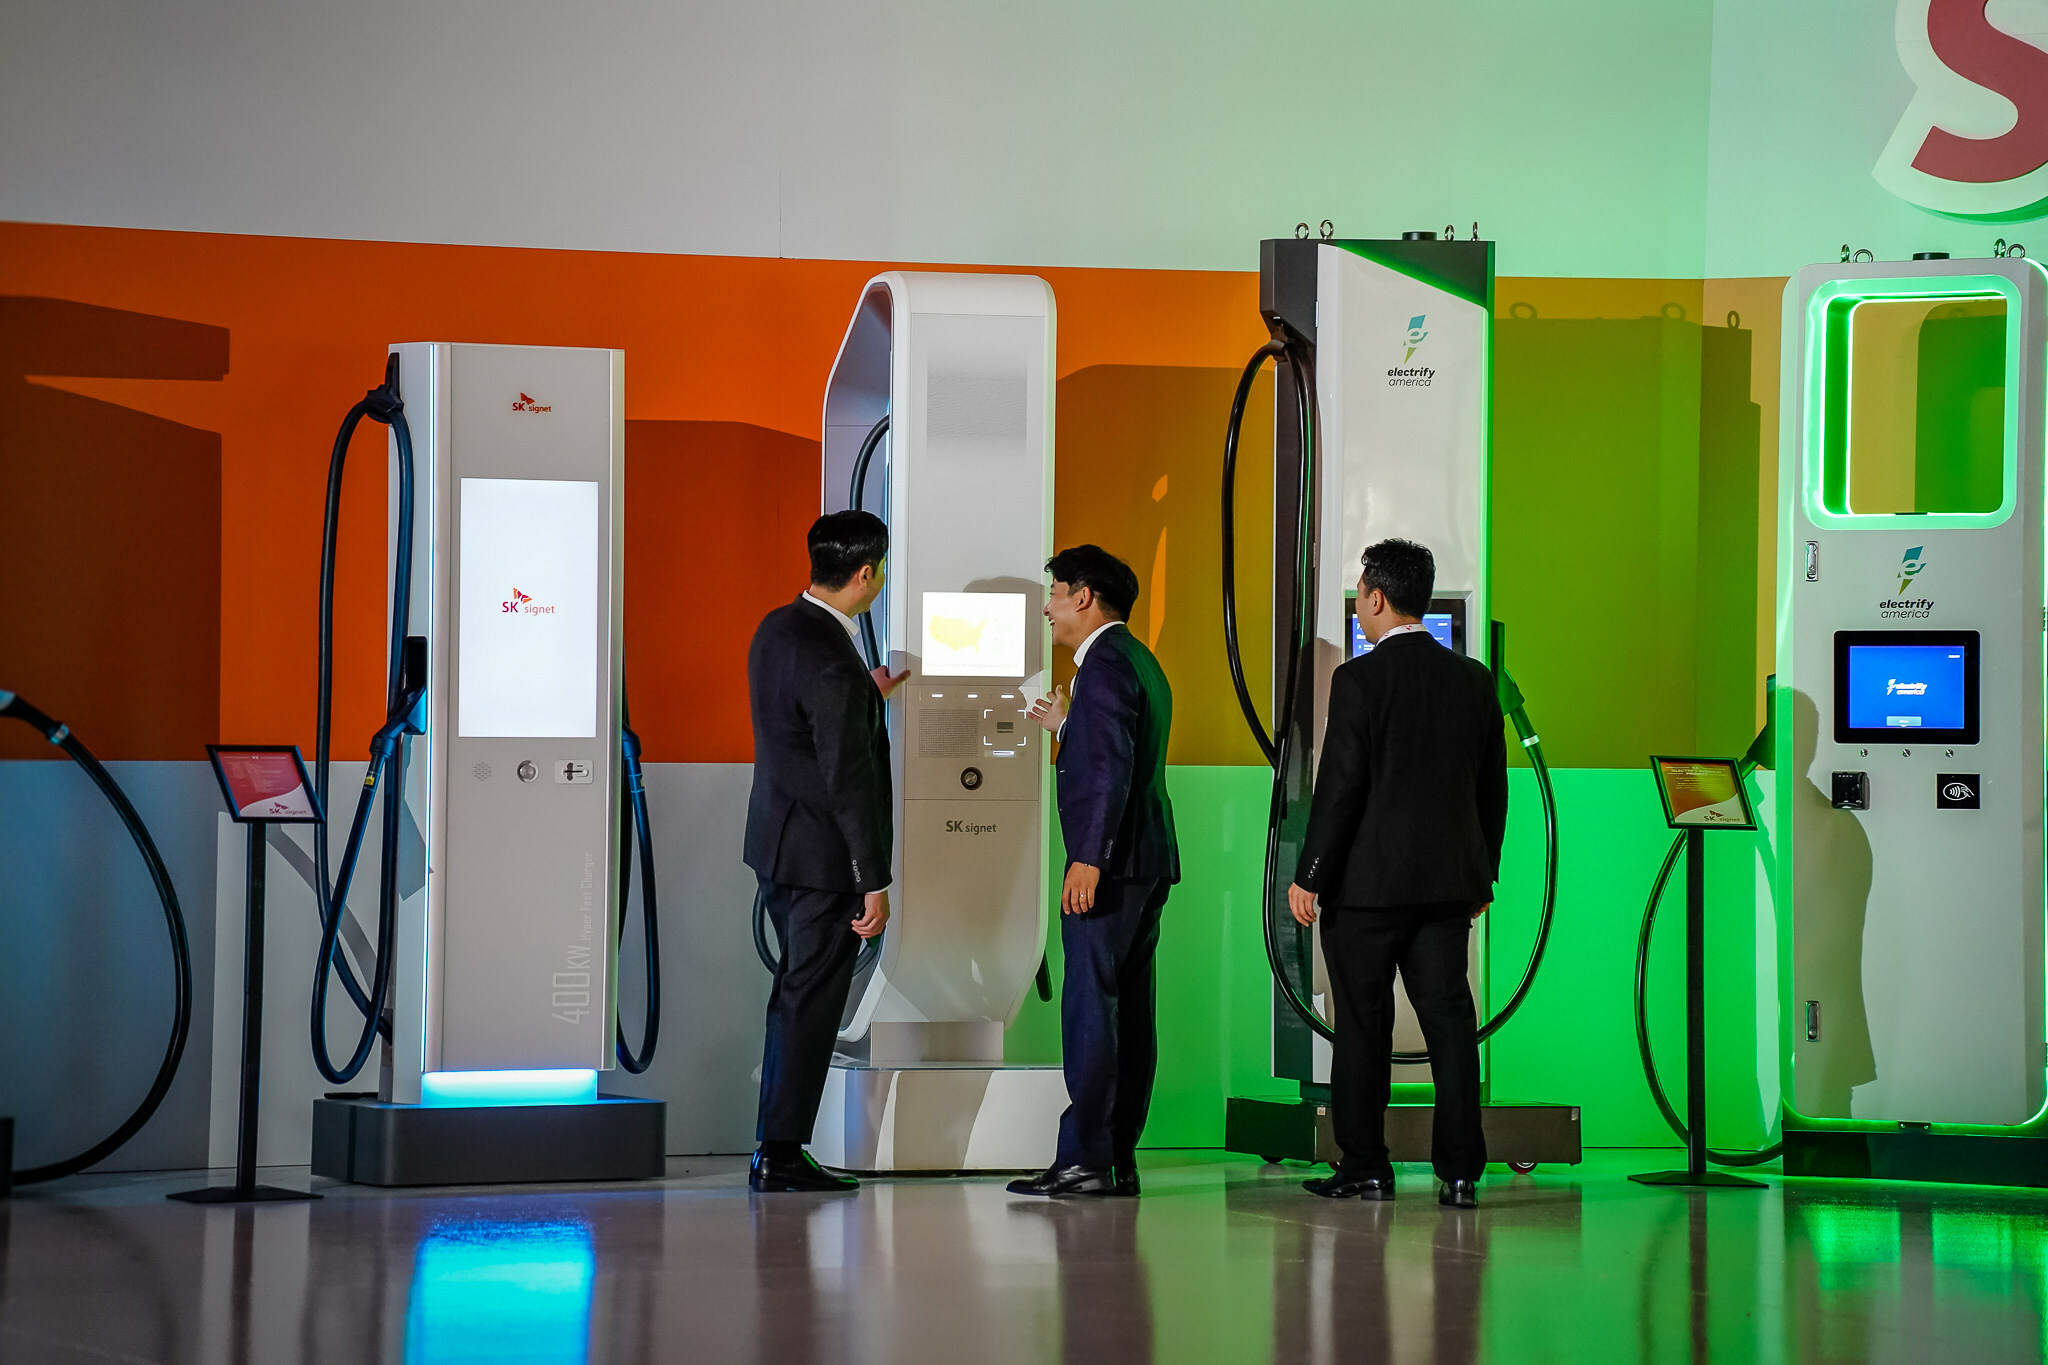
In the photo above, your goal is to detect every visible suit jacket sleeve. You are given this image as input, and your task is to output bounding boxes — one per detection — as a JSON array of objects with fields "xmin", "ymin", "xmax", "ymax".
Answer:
[
  {"xmin": 1478, "ymin": 684, "xmax": 1509, "ymax": 884},
  {"xmin": 1294, "ymin": 666, "xmax": 1370, "ymax": 893},
  {"xmin": 801, "ymin": 654, "xmax": 892, "ymax": 891},
  {"xmin": 1060, "ymin": 653, "xmax": 1140, "ymax": 867}
]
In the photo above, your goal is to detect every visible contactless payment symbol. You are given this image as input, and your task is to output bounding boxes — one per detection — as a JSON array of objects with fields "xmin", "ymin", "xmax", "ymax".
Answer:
[
  {"xmin": 1898, "ymin": 545, "xmax": 1927, "ymax": 595},
  {"xmin": 1937, "ymin": 773, "xmax": 1980, "ymax": 809}
]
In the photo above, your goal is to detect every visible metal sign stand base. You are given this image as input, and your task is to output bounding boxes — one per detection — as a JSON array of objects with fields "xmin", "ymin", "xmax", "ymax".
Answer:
[
  {"xmin": 169, "ymin": 825, "xmax": 320, "ymax": 1205},
  {"xmin": 1630, "ymin": 828, "xmax": 1766, "ymax": 1191}
]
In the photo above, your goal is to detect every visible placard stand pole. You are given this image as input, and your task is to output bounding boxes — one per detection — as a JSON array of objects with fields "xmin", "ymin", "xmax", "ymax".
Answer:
[
  {"xmin": 1631, "ymin": 827, "xmax": 1765, "ymax": 1190},
  {"xmin": 169, "ymin": 826, "xmax": 319, "ymax": 1205}
]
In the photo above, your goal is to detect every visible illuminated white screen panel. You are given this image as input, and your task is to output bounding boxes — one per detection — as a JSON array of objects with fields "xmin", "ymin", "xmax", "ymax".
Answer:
[
  {"xmin": 458, "ymin": 477, "xmax": 599, "ymax": 738},
  {"xmin": 921, "ymin": 591, "xmax": 1026, "ymax": 677}
]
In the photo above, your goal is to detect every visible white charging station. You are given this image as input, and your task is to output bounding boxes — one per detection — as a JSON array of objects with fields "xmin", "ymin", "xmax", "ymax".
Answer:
[
  {"xmin": 1223, "ymin": 235, "xmax": 1580, "ymax": 1170},
  {"xmin": 311, "ymin": 343, "xmax": 663, "ymax": 1185},
  {"xmin": 1778, "ymin": 256, "xmax": 2048, "ymax": 1156},
  {"xmin": 808, "ymin": 273, "xmax": 1069, "ymax": 1172}
]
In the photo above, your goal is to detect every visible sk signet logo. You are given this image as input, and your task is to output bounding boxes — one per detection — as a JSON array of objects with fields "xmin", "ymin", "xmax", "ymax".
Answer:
[
  {"xmin": 511, "ymin": 392, "xmax": 552, "ymax": 413},
  {"xmin": 501, "ymin": 587, "xmax": 556, "ymax": 616},
  {"xmin": 1877, "ymin": 0, "xmax": 2048, "ymax": 218}
]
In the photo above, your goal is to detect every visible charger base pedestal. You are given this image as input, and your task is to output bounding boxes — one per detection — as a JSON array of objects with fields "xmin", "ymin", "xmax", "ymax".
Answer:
[{"xmin": 311, "ymin": 1096, "xmax": 664, "ymax": 1187}]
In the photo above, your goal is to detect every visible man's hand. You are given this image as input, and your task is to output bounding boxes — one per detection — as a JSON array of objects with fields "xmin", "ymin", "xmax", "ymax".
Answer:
[
  {"xmin": 1288, "ymin": 882, "xmax": 1319, "ymax": 926},
  {"xmin": 871, "ymin": 667, "xmax": 911, "ymax": 700},
  {"xmin": 1062, "ymin": 862, "xmax": 1101, "ymax": 916},
  {"xmin": 1028, "ymin": 684, "xmax": 1069, "ymax": 736},
  {"xmin": 1471, "ymin": 901, "xmax": 1490, "ymax": 923},
  {"xmin": 852, "ymin": 889, "xmax": 890, "ymax": 938}
]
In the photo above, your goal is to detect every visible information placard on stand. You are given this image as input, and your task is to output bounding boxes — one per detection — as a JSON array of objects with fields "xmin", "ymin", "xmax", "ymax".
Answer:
[
  {"xmin": 168, "ymin": 746, "xmax": 326, "ymax": 1205},
  {"xmin": 1632, "ymin": 756, "xmax": 1766, "ymax": 1190}
]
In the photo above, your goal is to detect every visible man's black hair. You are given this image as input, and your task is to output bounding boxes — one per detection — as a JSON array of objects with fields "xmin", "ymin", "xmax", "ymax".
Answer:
[
  {"xmin": 1045, "ymin": 544, "xmax": 1139, "ymax": 622},
  {"xmin": 1359, "ymin": 538, "xmax": 1434, "ymax": 618},
  {"xmin": 808, "ymin": 510, "xmax": 889, "ymax": 590}
]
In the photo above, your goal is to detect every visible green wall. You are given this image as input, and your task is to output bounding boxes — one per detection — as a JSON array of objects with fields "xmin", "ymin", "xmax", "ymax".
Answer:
[{"xmin": 1013, "ymin": 767, "xmax": 1777, "ymax": 1152}]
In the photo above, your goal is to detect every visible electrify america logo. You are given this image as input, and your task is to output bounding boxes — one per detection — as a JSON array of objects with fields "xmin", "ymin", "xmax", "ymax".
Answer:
[
  {"xmin": 1876, "ymin": 0, "xmax": 2048, "ymax": 218},
  {"xmin": 1388, "ymin": 314, "xmax": 1434, "ymax": 387},
  {"xmin": 501, "ymin": 587, "xmax": 557, "ymax": 615},
  {"xmin": 511, "ymin": 392, "xmax": 553, "ymax": 413},
  {"xmin": 1880, "ymin": 545, "xmax": 1934, "ymax": 617}
]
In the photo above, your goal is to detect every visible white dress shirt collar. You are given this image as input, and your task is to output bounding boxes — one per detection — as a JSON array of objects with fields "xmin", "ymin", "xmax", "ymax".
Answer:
[
  {"xmin": 1375, "ymin": 621, "xmax": 1431, "ymax": 642},
  {"xmin": 802, "ymin": 590, "xmax": 862, "ymax": 644},
  {"xmin": 1072, "ymin": 618, "xmax": 1125, "ymax": 669}
]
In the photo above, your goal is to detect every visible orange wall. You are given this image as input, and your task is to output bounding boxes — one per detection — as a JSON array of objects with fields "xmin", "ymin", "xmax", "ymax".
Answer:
[
  {"xmin": 3, "ymin": 222, "xmax": 1785, "ymax": 770},
  {"xmin": 0, "ymin": 222, "xmax": 1268, "ymax": 762}
]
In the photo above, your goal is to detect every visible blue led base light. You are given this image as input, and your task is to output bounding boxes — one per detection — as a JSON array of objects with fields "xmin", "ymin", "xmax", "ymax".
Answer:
[
  {"xmin": 406, "ymin": 1218, "xmax": 594, "ymax": 1364},
  {"xmin": 420, "ymin": 1069, "xmax": 600, "ymax": 1107}
]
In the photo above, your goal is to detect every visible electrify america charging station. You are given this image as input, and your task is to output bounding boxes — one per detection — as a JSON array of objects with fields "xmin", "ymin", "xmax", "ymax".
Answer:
[
  {"xmin": 1221, "ymin": 232, "xmax": 1580, "ymax": 1171},
  {"xmin": 1778, "ymin": 253, "xmax": 2048, "ymax": 1184},
  {"xmin": 310, "ymin": 343, "xmax": 664, "ymax": 1185},
  {"xmin": 806, "ymin": 272, "xmax": 1069, "ymax": 1172}
]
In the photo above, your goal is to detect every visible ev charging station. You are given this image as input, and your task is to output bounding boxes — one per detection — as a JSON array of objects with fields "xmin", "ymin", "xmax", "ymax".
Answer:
[
  {"xmin": 1222, "ymin": 233, "xmax": 1581, "ymax": 1171},
  {"xmin": 309, "ymin": 343, "xmax": 664, "ymax": 1185},
  {"xmin": 805, "ymin": 272, "xmax": 1069, "ymax": 1172},
  {"xmin": 1777, "ymin": 254, "xmax": 2048, "ymax": 1182}
]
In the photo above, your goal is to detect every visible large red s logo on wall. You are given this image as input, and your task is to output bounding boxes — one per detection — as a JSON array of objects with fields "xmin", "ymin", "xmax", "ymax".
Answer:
[{"xmin": 1877, "ymin": 0, "xmax": 2048, "ymax": 218}]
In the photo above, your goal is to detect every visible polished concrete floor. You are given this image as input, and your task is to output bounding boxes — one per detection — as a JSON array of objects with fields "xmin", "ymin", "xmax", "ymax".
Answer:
[{"xmin": 5, "ymin": 1149, "xmax": 2048, "ymax": 1363}]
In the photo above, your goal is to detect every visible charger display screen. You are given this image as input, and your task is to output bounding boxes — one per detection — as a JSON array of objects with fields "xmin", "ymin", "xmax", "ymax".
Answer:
[
  {"xmin": 1833, "ymin": 630, "xmax": 1978, "ymax": 744},
  {"xmin": 458, "ymin": 477, "xmax": 601, "ymax": 738}
]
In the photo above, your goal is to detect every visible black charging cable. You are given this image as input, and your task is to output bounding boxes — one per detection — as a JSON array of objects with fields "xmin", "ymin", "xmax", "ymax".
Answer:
[
  {"xmin": 2, "ymin": 691, "xmax": 193, "ymax": 1184},
  {"xmin": 309, "ymin": 356, "xmax": 418, "ymax": 1085}
]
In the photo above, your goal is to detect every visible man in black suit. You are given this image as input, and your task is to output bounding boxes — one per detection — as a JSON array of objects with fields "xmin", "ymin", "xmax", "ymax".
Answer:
[
  {"xmin": 743, "ymin": 509, "xmax": 907, "ymax": 1193},
  {"xmin": 1288, "ymin": 538, "xmax": 1507, "ymax": 1209},
  {"xmin": 1009, "ymin": 545, "xmax": 1179, "ymax": 1199}
]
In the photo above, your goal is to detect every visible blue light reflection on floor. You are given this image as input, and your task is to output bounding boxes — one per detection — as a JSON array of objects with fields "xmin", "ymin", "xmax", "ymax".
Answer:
[
  {"xmin": 404, "ymin": 1218, "xmax": 595, "ymax": 1364},
  {"xmin": 420, "ymin": 1069, "xmax": 599, "ymax": 1107}
]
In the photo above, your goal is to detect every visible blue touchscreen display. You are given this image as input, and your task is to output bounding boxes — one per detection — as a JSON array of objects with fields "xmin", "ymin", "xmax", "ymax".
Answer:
[
  {"xmin": 1351, "ymin": 611, "xmax": 1456, "ymax": 657},
  {"xmin": 1845, "ymin": 643, "xmax": 1967, "ymax": 731}
]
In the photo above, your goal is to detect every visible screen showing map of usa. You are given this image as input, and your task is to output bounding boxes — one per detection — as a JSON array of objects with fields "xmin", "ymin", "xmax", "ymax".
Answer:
[{"xmin": 921, "ymin": 591, "xmax": 1027, "ymax": 678}]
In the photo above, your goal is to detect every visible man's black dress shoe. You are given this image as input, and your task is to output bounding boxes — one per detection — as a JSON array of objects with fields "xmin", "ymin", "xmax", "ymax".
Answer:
[
  {"xmin": 749, "ymin": 1149, "xmax": 858, "ymax": 1193},
  {"xmin": 1438, "ymin": 1178, "xmax": 1479, "ymax": 1208},
  {"xmin": 1302, "ymin": 1170, "xmax": 1396, "ymax": 1200},
  {"xmin": 1007, "ymin": 1164, "xmax": 1112, "ymax": 1197},
  {"xmin": 1109, "ymin": 1164, "xmax": 1140, "ymax": 1197}
]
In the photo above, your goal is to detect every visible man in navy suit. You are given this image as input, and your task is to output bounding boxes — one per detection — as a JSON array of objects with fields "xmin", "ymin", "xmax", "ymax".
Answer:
[
  {"xmin": 743, "ymin": 509, "xmax": 908, "ymax": 1193},
  {"xmin": 1009, "ymin": 545, "xmax": 1179, "ymax": 1199}
]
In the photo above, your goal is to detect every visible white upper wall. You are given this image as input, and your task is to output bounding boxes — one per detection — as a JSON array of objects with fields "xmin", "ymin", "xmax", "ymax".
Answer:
[
  {"xmin": 0, "ymin": 0, "xmax": 1716, "ymax": 278},
  {"xmin": 1707, "ymin": 0, "xmax": 2048, "ymax": 278}
]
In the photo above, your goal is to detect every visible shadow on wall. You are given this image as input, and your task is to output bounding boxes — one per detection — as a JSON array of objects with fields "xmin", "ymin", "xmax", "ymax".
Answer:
[
  {"xmin": 0, "ymin": 298, "xmax": 226, "ymax": 761},
  {"xmin": 1786, "ymin": 687, "xmax": 1874, "ymax": 1118},
  {"xmin": 1493, "ymin": 305, "xmax": 1763, "ymax": 769},
  {"xmin": 623, "ymin": 419, "xmax": 818, "ymax": 763},
  {"xmin": 1053, "ymin": 324, "xmax": 1764, "ymax": 774},
  {"xmin": 1053, "ymin": 364, "xmax": 1274, "ymax": 768}
]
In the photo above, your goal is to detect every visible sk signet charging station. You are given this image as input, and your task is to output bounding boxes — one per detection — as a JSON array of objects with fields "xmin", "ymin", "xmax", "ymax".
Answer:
[
  {"xmin": 309, "ymin": 344, "xmax": 664, "ymax": 1186},
  {"xmin": 804, "ymin": 273, "xmax": 1070, "ymax": 1173}
]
